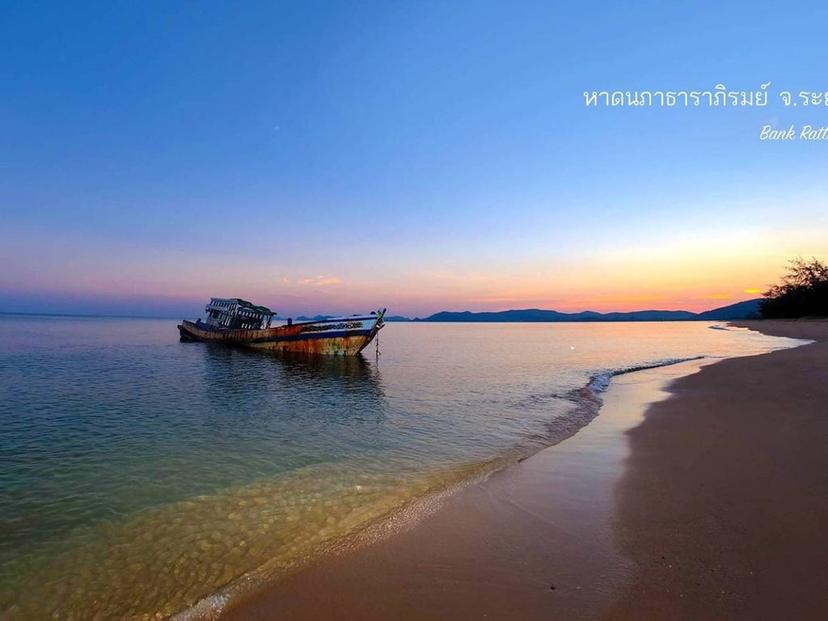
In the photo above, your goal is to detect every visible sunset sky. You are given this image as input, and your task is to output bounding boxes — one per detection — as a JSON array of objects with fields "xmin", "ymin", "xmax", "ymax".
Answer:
[{"xmin": 2, "ymin": 1, "xmax": 827, "ymax": 318}]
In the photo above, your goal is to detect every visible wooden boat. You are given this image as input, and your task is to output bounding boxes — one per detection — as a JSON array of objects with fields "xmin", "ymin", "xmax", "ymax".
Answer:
[{"xmin": 178, "ymin": 298, "xmax": 385, "ymax": 356}]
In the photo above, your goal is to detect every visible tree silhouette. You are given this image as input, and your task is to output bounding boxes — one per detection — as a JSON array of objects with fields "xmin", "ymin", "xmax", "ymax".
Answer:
[{"xmin": 760, "ymin": 257, "xmax": 828, "ymax": 318}]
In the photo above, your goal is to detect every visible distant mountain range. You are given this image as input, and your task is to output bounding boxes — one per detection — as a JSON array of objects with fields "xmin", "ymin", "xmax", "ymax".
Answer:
[
  {"xmin": 295, "ymin": 314, "xmax": 412, "ymax": 322},
  {"xmin": 385, "ymin": 299, "xmax": 762, "ymax": 322}
]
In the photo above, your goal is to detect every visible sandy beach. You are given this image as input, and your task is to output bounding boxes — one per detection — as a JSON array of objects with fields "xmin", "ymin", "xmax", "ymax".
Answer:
[
  {"xmin": 221, "ymin": 320, "xmax": 828, "ymax": 620},
  {"xmin": 606, "ymin": 319, "xmax": 828, "ymax": 620}
]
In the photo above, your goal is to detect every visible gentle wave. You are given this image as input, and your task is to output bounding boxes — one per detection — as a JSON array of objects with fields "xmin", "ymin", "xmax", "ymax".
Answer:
[
  {"xmin": 172, "ymin": 355, "xmax": 707, "ymax": 620},
  {"xmin": 593, "ymin": 355, "xmax": 706, "ymax": 384},
  {"xmin": 0, "ymin": 355, "xmax": 708, "ymax": 620}
]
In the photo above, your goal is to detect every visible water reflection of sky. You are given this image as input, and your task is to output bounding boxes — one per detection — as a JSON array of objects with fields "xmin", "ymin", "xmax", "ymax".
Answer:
[{"xmin": 0, "ymin": 315, "xmax": 804, "ymax": 617}]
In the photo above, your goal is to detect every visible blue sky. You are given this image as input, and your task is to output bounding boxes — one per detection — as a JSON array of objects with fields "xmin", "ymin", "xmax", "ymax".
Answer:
[{"xmin": 2, "ymin": 1, "xmax": 827, "ymax": 317}]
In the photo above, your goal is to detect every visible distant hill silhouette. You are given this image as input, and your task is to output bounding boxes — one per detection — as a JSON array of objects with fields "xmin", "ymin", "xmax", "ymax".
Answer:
[
  {"xmin": 695, "ymin": 299, "xmax": 761, "ymax": 320},
  {"xmin": 415, "ymin": 299, "xmax": 762, "ymax": 322},
  {"xmin": 294, "ymin": 314, "xmax": 412, "ymax": 322}
]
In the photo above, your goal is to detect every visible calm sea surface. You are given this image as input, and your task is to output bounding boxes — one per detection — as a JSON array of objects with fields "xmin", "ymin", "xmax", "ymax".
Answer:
[{"xmin": 0, "ymin": 315, "xmax": 802, "ymax": 618}]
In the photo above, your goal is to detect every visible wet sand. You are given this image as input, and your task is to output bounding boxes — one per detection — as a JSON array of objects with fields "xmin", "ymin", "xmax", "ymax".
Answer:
[
  {"xmin": 221, "ymin": 320, "xmax": 828, "ymax": 620},
  {"xmin": 607, "ymin": 319, "xmax": 828, "ymax": 620}
]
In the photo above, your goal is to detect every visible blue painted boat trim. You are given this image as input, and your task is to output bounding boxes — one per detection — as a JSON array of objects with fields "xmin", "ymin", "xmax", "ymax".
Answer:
[
  {"xmin": 291, "ymin": 316, "xmax": 376, "ymax": 326},
  {"xmin": 250, "ymin": 329, "xmax": 374, "ymax": 344}
]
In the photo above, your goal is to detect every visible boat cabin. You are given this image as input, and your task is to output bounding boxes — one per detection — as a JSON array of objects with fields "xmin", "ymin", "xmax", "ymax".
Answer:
[{"xmin": 204, "ymin": 298, "xmax": 275, "ymax": 330}]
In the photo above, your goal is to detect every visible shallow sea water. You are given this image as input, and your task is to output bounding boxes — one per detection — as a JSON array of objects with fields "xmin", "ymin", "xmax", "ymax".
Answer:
[{"xmin": 0, "ymin": 316, "xmax": 802, "ymax": 619}]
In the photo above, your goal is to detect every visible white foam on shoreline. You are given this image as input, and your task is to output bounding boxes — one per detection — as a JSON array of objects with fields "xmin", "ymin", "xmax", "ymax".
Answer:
[{"xmin": 170, "ymin": 355, "xmax": 713, "ymax": 620}]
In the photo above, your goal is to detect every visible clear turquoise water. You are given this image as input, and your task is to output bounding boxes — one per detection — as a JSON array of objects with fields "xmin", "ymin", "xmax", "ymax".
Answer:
[{"xmin": 0, "ymin": 316, "xmax": 801, "ymax": 619}]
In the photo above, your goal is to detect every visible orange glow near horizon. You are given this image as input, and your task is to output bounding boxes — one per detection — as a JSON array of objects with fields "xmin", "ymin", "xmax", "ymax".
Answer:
[
  {"xmin": 3, "ymin": 222, "xmax": 825, "ymax": 317},
  {"xmin": 6, "ymin": 251, "xmax": 814, "ymax": 317}
]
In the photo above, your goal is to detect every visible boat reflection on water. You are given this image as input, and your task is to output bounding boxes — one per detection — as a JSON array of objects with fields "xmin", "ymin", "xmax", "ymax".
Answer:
[{"xmin": 197, "ymin": 342, "xmax": 387, "ymax": 429}]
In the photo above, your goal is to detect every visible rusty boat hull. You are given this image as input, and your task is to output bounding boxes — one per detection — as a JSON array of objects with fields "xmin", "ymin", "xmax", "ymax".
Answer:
[{"xmin": 177, "ymin": 315, "xmax": 383, "ymax": 356}]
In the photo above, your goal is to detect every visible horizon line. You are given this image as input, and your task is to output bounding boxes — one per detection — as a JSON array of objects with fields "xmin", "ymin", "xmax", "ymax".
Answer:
[{"xmin": 0, "ymin": 297, "xmax": 762, "ymax": 323}]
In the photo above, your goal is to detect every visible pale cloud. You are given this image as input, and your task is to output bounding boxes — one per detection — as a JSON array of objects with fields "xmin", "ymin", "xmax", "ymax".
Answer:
[{"xmin": 298, "ymin": 275, "xmax": 341, "ymax": 287}]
